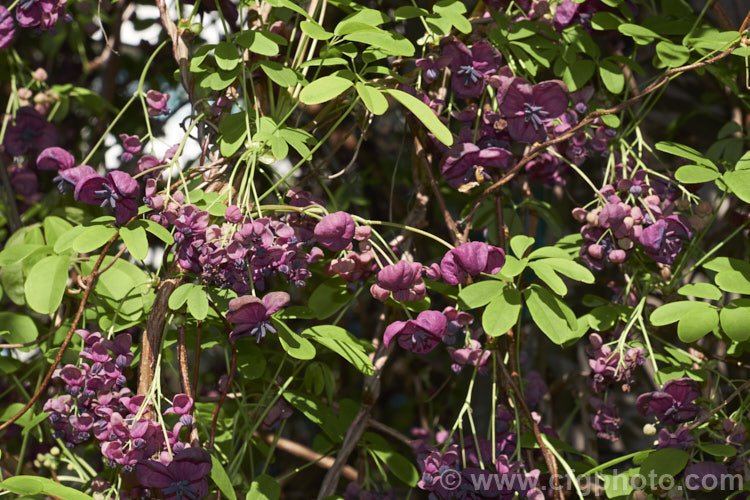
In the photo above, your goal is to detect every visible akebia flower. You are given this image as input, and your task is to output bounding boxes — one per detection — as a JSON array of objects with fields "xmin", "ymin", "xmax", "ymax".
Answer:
[
  {"xmin": 146, "ymin": 90, "xmax": 171, "ymax": 116},
  {"xmin": 439, "ymin": 141, "xmax": 513, "ymax": 189},
  {"xmin": 370, "ymin": 260, "xmax": 426, "ymax": 302},
  {"xmin": 226, "ymin": 292, "xmax": 290, "ymax": 342},
  {"xmin": 135, "ymin": 447, "xmax": 212, "ymax": 500},
  {"xmin": 54, "ymin": 164, "xmax": 95, "ymax": 194},
  {"xmin": 440, "ymin": 241, "xmax": 505, "ymax": 285},
  {"xmin": 415, "ymin": 55, "xmax": 451, "ymax": 84},
  {"xmin": 383, "ymin": 310, "xmax": 447, "ymax": 353},
  {"xmin": 0, "ymin": 7, "xmax": 15, "ymax": 50},
  {"xmin": 119, "ymin": 134, "xmax": 142, "ymax": 161},
  {"xmin": 4, "ymin": 107, "xmax": 58, "ymax": 156},
  {"xmin": 639, "ymin": 215, "xmax": 691, "ymax": 264},
  {"xmin": 75, "ymin": 170, "xmax": 140, "ymax": 224},
  {"xmin": 314, "ymin": 211, "xmax": 355, "ymax": 252},
  {"xmin": 499, "ymin": 78, "xmax": 569, "ymax": 143},
  {"xmin": 441, "ymin": 39, "xmax": 501, "ymax": 99},
  {"xmin": 36, "ymin": 146, "xmax": 74, "ymax": 170},
  {"xmin": 636, "ymin": 377, "xmax": 700, "ymax": 425},
  {"xmin": 15, "ymin": 0, "xmax": 68, "ymax": 30}
]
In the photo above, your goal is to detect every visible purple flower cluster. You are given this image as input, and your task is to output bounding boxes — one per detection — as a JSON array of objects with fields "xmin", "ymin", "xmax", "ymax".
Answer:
[
  {"xmin": 135, "ymin": 447, "xmax": 212, "ymax": 500},
  {"xmin": 575, "ymin": 169, "xmax": 693, "ymax": 270},
  {"xmin": 226, "ymin": 291, "xmax": 290, "ymax": 342},
  {"xmin": 636, "ymin": 377, "xmax": 700, "ymax": 426},
  {"xmin": 44, "ymin": 330, "xmax": 198, "ymax": 472},
  {"xmin": 15, "ymin": 0, "xmax": 68, "ymax": 30}
]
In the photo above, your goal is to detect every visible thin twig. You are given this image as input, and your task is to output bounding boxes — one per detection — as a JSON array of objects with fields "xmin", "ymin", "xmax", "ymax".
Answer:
[{"xmin": 257, "ymin": 433, "xmax": 358, "ymax": 481}]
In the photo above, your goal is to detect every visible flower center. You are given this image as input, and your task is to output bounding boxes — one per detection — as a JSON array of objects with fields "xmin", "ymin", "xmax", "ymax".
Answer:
[
  {"xmin": 457, "ymin": 65, "xmax": 482, "ymax": 87},
  {"xmin": 93, "ymin": 183, "xmax": 121, "ymax": 209},
  {"xmin": 162, "ymin": 480, "xmax": 199, "ymax": 500},
  {"xmin": 251, "ymin": 320, "xmax": 276, "ymax": 343},
  {"xmin": 523, "ymin": 103, "xmax": 549, "ymax": 131}
]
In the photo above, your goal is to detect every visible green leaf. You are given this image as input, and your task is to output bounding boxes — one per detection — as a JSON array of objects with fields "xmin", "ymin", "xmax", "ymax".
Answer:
[
  {"xmin": 0, "ymin": 244, "xmax": 43, "ymax": 266},
  {"xmin": 529, "ymin": 261, "xmax": 567, "ymax": 295},
  {"xmin": 265, "ymin": 0, "xmax": 312, "ymax": 19},
  {"xmin": 247, "ymin": 474, "xmax": 281, "ymax": 500},
  {"xmin": 483, "ymin": 288, "xmax": 522, "ymax": 337},
  {"xmin": 300, "ymin": 20, "xmax": 333, "ymax": 40},
  {"xmin": 655, "ymin": 141, "xmax": 715, "ymax": 167},
  {"xmin": 343, "ymin": 31, "xmax": 415, "ymax": 57},
  {"xmin": 214, "ymin": 41, "xmax": 239, "ymax": 71},
  {"xmin": 302, "ymin": 325, "xmax": 374, "ymax": 375},
  {"xmin": 73, "ymin": 225, "xmax": 117, "ymax": 253},
  {"xmin": 368, "ymin": 444, "xmax": 419, "ymax": 486},
  {"xmin": 591, "ymin": 12, "xmax": 622, "ymax": 31},
  {"xmin": 720, "ymin": 299, "xmax": 750, "ymax": 342},
  {"xmin": 640, "ymin": 448, "xmax": 688, "ymax": 483},
  {"xmin": 272, "ymin": 318, "xmax": 316, "ymax": 360},
  {"xmin": 651, "ymin": 300, "xmax": 711, "ymax": 325},
  {"xmin": 678, "ymin": 283, "xmax": 722, "ymax": 301},
  {"xmin": 236, "ymin": 341, "xmax": 266, "ymax": 380},
  {"xmin": 219, "ymin": 112, "xmax": 248, "ymax": 157},
  {"xmin": 699, "ymin": 443, "xmax": 737, "ymax": 457},
  {"xmin": 43, "ymin": 216, "xmax": 73, "ymax": 246},
  {"xmin": 715, "ymin": 270, "xmax": 750, "ymax": 294},
  {"xmin": 169, "ymin": 283, "xmax": 195, "ymax": 310},
  {"xmin": 210, "ymin": 455, "xmax": 237, "ymax": 500},
  {"xmin": 53, "ymin": 225, "xmax": 86, "ymax": 253},
  {"xmin": 234, "ymin": 31, "xmax": 279, "ymax": 56},
  {"xmin": 0, "ymin": 476, "xmax": 96, "ymax": 499},
  {"xmin": 510, "ymin": 235, "xmax": 535, "ymax": 258},
  {"xmin": 585, "ymin": 305, "xmax": 620, "ymax": 331},
  {"xmin": 355, "ymin": 82, "xmax": 388, "ymax": 115},
  {"xmin": 678, "ymin": 306, "xmax": 719, "ymax": 343},
  {"xmin": 142, "ymin": 219, "xmax": 175, "ymax": 244},
  {"xmin": 1, "ymin": 262, "xmax": 26, "ymax": 305},
  {"xmin": 384, "ymin": 89, "xmax": 453, "ymax": 146},
  {"xmin": 200, "ymin": 68, "xmax": 239, "ymax": 92},
  {"xmin": 524, "ymin": 285, "xmax": 580, "ymax": 345},
  {"xmin": 618, "ymin": 23, "xmax": 663, "ymax": 43},
  {"xmin": 120, "ymin": 225, "xmax": 149, "ymax": 260},
  {"xmin": 599, "ymin": 59, "xmax": 625, "ymax": 94},
  {"xmin": 187, "ymin": 286, "xmax": 209, "ymax": 320},
  {"xmin": 308, "ymin": 279, "xmax": 350, "ymax": 319},
  {"xmin": 656, "ymin": 40, "xmax": 690, "ymax": 67},
  {"xmin": 675, "ymin": 164, "xmax": 720, "ymax": 183},
  {"xmin": 257, "ymin": 60, "xmax": 297, "ymax": 87},
  {"xmin": 540, "ymin": 258, "xmax": 595, "ymax": 283},
  {"xmin": 496, "ymin": 255, "xmax": 526, "ymax": 279},
  {"xmin": 458, "ymin": 280, "xmax": 505, "ymax": 309},
  {"xmin": 299, "ymin": 75, "xmax": 353, "ymax": 105},
  {"xmin": 558, "ymin": 58, "xmax": 595, "ymax": 92},
  {"xmin": 723, "ymin": 169, "xmax": 750, "ymax": 204},
  {"xmin": 0, "ymin": 312, "xmax": 38, "ymax": 344},
  {"xmin": 283, "ymin": 390, "xmax": 343, "ymax": 441},
  {"xmin": 24, "ymin": 255, "xmax": 68, "ymax": 315}
]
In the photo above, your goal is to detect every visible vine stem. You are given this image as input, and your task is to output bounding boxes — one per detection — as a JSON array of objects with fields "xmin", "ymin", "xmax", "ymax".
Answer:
[{"xmin": 0, "ymin": 230, "xmax": 121, "ymax": 432}]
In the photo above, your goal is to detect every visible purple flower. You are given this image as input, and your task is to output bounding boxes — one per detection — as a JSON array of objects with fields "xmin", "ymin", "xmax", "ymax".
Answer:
[
  {"xmin": 684, "ymin": 462, "xmax": 731, "ymax": 492},
  {"xmin": 36, "ymin": 147, "xmax": 74, "ymax": 170},
  {"xmin": 4, "ymin": 107, "xmax": 58, "ymax": 156},
  {"xmin": 441, "ymin": 306, "xmax": 474, "ymax": 344},
  {"xmin": 639, "ymin": 215, "xmax": 692, "ymax": 264},
  {"xmin": 657, "ymin": 427, "xmax": 694, "ymax": 450},
  {"xmin": 74, "ymin": 171, "xmax": 140, "ymax": 224},
  {"xmin": 314, "ymin": 211, "xmax": 355, "ymax": 252},
  {"xmin": 135, "ymin": 447, "xmax": 212, "ymax": 500},
  {"xmin": 370, "ymin": 260, "xmax": 426, "ymax": 303},
  {"xmin": 442, "ymin": 39, "xmax": 501, "ymax": 99},
  {"xmin": 439, "ymin": 141, "xmax": 513, "ymax": 189},
  {"xmin": 226, "ymin": 292, "xmax": 290, "ymax": 342},
  {"xmin": 440, "ymin": 241, "xmax": 505, "ymax": 286},
  {"xmin": 448, "ymin": 339, "xmax": 490, "ymax": 374},
  {"xmin": 146, "ymin": 90, "xmax": 171, "ymax": 116},
  {"xmin": 0, "ymin": 6, "xmax": 15, "ymax": 50},
  {"xmin": 119, "ymin": 134, "xmax": 142, "ymax": 162},
  {"xmin": 164, "ymin": 394, "xmax": 193, "ymax": 416},
  {"xmin": 54, "ymin": 164, "xmax": 95, "ymax": 194},
  {"xmin": 554, "ymin": 0, "xmax": 603, "ymax": 31},
  {"xmin": 417, "ymin": 446, "xmax": 460, "ymax": 498},
  {"xmin": 415, "ymin": 55, "xmax": 451, "ymax": 84},
  {"xmin": 383, "ymin": 310, "xmax": 447, "ymax": 353},
  {"xmin": 260, "ymin": 399, "xmax": 293, "ymax": 431},
  {"xmin": 636, "ymin": 377, "xmax": 700, "ymax": 425},
  {"xmin": 499, "ymin": 78, "xmax": 569, "ymax": 143},
  {"xmin": 590, "ymin": 397, "xmax": 621, "ymax": 442},
  {"xmin": 174, "ymin": 204, "xmax": 209, "ymax": 243},
  {"xmin": 16, "ymin": 0, "xmax": 67, "ymax": 30}
]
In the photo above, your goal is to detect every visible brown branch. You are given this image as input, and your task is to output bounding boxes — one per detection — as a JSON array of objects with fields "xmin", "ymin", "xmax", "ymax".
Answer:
[
  {"xmin": 462, "ymin": 25, "xmax": 750, "ymax": 225},
  {"xmin": 366, "ymin": 418, "xmax": 413, "ymax": 448},
  {"xmin": 0, "ymin": 327, "xmax": 56, "ymax": 349},
  {"xmin": 0, "ymin": 231, "xmax": 120, "ymax": 432},
  {"xmin": 257, "ymin": 433, "xmax": 358, "ymax": 481},
  {"xmin": 192, "ymin": 320, "xmax": 202, "ymax": 401}
]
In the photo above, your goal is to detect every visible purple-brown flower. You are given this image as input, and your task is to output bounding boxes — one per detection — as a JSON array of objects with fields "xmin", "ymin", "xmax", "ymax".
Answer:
[
  {"xmin": 383, "ymin": 310, "xmax": 447, "ymax": 353},
  {"xmin": 4, "ymin": 107, "xmax": 58, "ymax": 156},
  {"xmin": 415, "ymin": 55, "xmax": 451, "ymax": 84},
  {"xmin": 146, "ymin": 90, "xmax": 171, "ymax": 116},
  {"xmin": 119, "ymin": 134, "xmax": 142, "ymax": 162},
  {"xmin": 54, "ymin": 164, "xmax": 95, "ymax": 194},
  {"xmin": 441, "ymin": 39, "xmax": 501, "ymax": 99},
  {"xmin": 440, "ymin": 241, "xmax": 505, "ymax": 285},
  {"xmin": 639, "ymin": 215, "xmax": 691, "ymax": 264},
  {"xmin": 36, "ymin": 146, "xmax": 74, "ymax": 170},
  {"xmin": 135, "ymin": 447, "xmax": 212, "ymax": 500},
  {"xmin": 16, "ymin": 0, "xmax": 67, "ymax": 30},
  {"xmin": 314, "ymin": 211, "xmax": 355, "ymax": 252},
  {"xmin": 439, "ymin": 141, "xmax": 513, "ymax": 189},
  {"xmin": 370, "ymin": 260, "xmax": 426, "ymax": 303},
  {"xmin": 499, "ymin": 78, "xmax": 569, "ymax": 143},
  {"xmin": 74, "ymin": 170, "xmax": 140, "ymax": 224},
  {"xmin": 226, "ymin": 292, "xmax": 290, "ymax": 342},
  {"xmin": 636, "ymin": 377, "xmax": 700, "ymax": 425},
  {"xmin": 0, "ymin": 6, "xmax": 15, "ymax": 50}
]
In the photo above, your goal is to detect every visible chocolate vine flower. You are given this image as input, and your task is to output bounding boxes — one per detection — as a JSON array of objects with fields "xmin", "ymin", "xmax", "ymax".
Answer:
[
  {"xmin": 415, "ymin": 55, "xmax": 451, "ymax": 84},
  {"xmin": 383, "ymin": 310, "xmax": 447, "ymax": 353},
  {"xmin": 15, "ymin": 0, "xmax": 68, "ymax": 30},
  {"xmin": 74, "ymin": 171, "xmax": 140, "ymax": 224},
  {"xmin": 4, "ymin": 107, "xmax": 58, "ymax": 156},
  {"xmin": 370, "ymin": 260, "xmax": 426, "ymax": 303},
  {"xmin": 36, "ymin": 146, "xmax": 74, "ymax": 170},
  {"xmin": 636, "ymin": 377, "xmax": 700, "ymax": 425},
  {"xmin": 657, "ymin": 427, "xmax": 694, "ymax": 450},
  {"xmin": 54, "ymin": 164, "xmax": 95, "ymax": 194},
  {"xmin": 119, "ymin": 134, "xmax": 142, "ymax": 162},
  {"xmin": 639, "ymin": 215, "xmax": 691, "ymax": 264},
  {"xmin": 146, "ymin": 90, "xmax": 171, "ymax": 116},
  {"xmin": 0, "ymin": 7, "xmax": 15, "ymax": 50},
  {"xmin": 135, "ymin": 447, "xmax": 212, "ymax": 500},
  {"xmin": 226, "ymin": 292, "xmax": 290, "ymax": 342},
  {"xmin": 441, "ymin": 39, "xmax": 501, "ymax": 99},
  {"xmin": 314, "ymin": 211, "xmax": 355, "ymax": 252},
  {"xmin": 499, "ymin": 78, "xmax": 569, "ymax": 143},
  {"xmin": 439, "ymin": 141, "xmax": 513, "ymax": 189},
  {"xmin": 440, "ymin": 241, "xmax": 506, "ymax": 286}
]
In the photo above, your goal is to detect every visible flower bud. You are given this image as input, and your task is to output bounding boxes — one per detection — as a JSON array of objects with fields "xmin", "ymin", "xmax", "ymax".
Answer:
[
  {"xmin": 32, "ymin": 68, "xmax": 48, "ymax": 82},
  {"xmin": 660, "ymin": 265, "xmax": 672, "ymax": 281},
  {"xmin": 643, "ymin": 423, "xmax": 656, "ymax": 436}
]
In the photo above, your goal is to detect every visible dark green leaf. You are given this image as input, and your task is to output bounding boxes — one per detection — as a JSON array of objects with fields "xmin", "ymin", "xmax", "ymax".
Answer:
[
  {"xmin": 273, "ymin": 318, "xmax": 316, "ymax": 360},
  {"xmin": 384, "ymin": 89, "xmax": 453, "ymax": 146},
  {"xmin": 247, "ymin": 474, "xmax": 280, "ymax": 500},
  {"xmin": 302, "ymin": 325, "xmax": 374, "ymax": 374},
  {"xmin": 210, "ymin": 455, "xmax": 237, "ymax": 500},
  {"xmin": 24, "ymin": 255, "xmax": 68, "ymax": 314},
  {"xmin": 0, "ymin": 312, "xmax": 38, "ymax": 344}
]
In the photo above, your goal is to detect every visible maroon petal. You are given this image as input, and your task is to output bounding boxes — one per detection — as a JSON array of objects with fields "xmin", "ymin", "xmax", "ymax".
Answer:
[
  {"xmin": 532, "ymin": 80, "xmax": 569, "ymax": 119},
  {"xmin": 108, "ymin": 170, "xmax": 139, "ymax": 198},
  {"xmin": 383, "ymin": 320, "xmax": 409, "ymax": 348},
  {"xmin": 261, "ymin": 291, "xmax": 291, "ymax": 316},
  {"xmin": 74, "ymin": 173, "xmax": 108, "ymax": 205},
  {"xmin": 135, "ymin": 459, "xmax": 174, "ymax": 488},
  {"xmin": 37, "ymin": 147, "xmax": 75, "ymax": 170},
  {"xmin": 499, "ymin": 78, "xmax": 533, "ymax": 117},
  {"xmin": 227, "ymin": 295, "xmax": 267, "ymax": 327}
]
